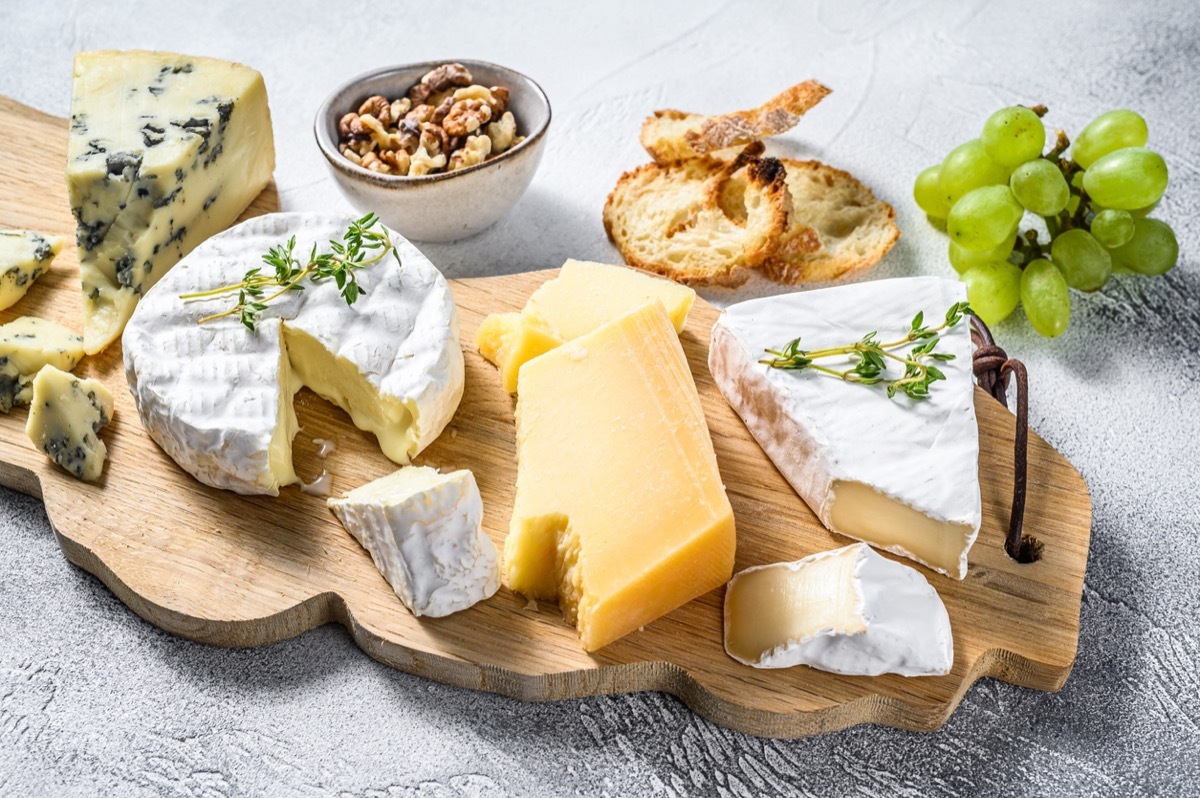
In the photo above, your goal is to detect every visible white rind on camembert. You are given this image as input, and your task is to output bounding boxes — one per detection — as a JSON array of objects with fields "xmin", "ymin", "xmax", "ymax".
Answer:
[
  {"xmin": 123, "ymin": 213, "xmax": 463, "ymax": 496},
  {"xmin": 709, "ymin": 277, "xmax": 981, "ymax": 579},
  {"xmin": 724, "ymin": 543, "xmax": 953, "ymax": 676}
]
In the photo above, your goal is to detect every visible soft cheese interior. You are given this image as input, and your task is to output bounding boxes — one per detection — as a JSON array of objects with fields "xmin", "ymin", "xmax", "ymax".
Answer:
[
  {"xmin": 709, "ymin": 277, "xmax": 981, "ymax": 579},
  {"xmin": 724, "ymin": 543, "xmax": 954, "ymax": 676},
  {"xmin": 68, "ymin": 50, "xmax": 275, "ymax": 354},
  {"xmin": 123, "ymin": 214, "xmax": 464, "ymax": 495}
]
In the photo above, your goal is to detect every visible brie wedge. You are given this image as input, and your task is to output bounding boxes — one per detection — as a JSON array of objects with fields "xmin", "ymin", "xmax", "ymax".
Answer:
[
  {"xmin": 123, "ymin": 213, "xmax": 464, "ymax": 495},
  {"xmin": 25, "ymin": 365, "xmax": 115, "ymax": 482},
  {"xmin": 709, "ymin": 277, "xmax": 981, "ymax": 578},
  {"xmin": 68, "ymin": 50, "xmax": 275, "ymax": 353},
  {"xmin": 0, "ymin": 231, "xmax": 62, "ymax": 311},
  {"xmin": 329, "ymin": 467, "xmax": 499, "ymax": 617},
  {"xmin": 724, "ymin": 543, "xmax": 953, "ymax": 676}
]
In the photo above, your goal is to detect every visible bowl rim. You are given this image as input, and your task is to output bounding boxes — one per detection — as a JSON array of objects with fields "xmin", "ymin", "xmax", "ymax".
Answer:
[{"xmin": 313, "ymin": 58, "xmax": 551, "ymax": 186}]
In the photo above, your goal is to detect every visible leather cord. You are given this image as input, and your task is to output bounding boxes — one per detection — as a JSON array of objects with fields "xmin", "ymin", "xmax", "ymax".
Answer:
[{"xmin": 970, "ymin": 317, "xmax": 1042, "ymax": 563}]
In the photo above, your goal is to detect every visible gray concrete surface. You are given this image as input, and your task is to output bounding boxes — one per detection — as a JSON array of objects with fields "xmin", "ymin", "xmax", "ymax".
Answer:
[{"xmin": 2, "ymin": 0, "xmax": 1198, "ymax": 795}]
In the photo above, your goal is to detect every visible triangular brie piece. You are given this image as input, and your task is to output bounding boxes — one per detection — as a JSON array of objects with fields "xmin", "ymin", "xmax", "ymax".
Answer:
[{"xmin": 710, "ymin": 277, "xmax": 981, "ymax": 578}]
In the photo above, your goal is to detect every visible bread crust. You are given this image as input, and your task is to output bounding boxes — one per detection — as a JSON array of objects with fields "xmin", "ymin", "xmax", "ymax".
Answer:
[
  {"xmin": 759, "ymin": 159, "xmax": 900, "ymax": 284},
  {"xmin": 640, "ymin": 81, "xmax": 831, "ymax": 164},
  {"xmin": 603, "ymin": 148, "xmax": 791, "ymax": 287}
]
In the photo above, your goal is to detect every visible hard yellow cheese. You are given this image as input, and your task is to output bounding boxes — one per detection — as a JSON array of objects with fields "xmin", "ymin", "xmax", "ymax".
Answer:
[
  {"xmin": 476, "ymin": 259, "xmax": 696, "ymax": 393},
  {"xmin": 508, "ymin": 301, "xmax": 735, "ymax": 651}
]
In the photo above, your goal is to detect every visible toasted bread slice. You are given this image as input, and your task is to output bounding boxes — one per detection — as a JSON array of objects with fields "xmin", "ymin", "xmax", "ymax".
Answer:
[
  {"xmin": 604, "ymin": 148, "xmax": 791, "ymax": 287},
  {"xmin": 640, "ymin": 81, "xmax": 831, "ymax": 164},
  {"xmin": 752, "ymin": 159, "xmax": 899, "ymax": 284}
]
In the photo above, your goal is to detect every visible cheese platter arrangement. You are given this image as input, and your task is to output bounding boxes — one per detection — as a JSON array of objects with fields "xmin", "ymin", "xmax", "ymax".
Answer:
[{"xmin": 0, "ymin": 49, "xmax": 1114, "ymax": 738}]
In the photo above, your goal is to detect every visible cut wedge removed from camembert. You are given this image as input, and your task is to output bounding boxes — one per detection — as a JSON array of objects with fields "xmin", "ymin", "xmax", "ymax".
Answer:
[
  {"xmin": 724, "ymin": 543, "xmax": 953, "ymax": 676},
  {"xmin": 68, "ymin": 50, "xmax": 275, "ymax": 354},
  {"xmin": 709, "ymin": 277, "xmax": 981, "ymax": 579},
  {"xmin": 508, "ymin": 301, "xmax": 735, "ymax": 651},
  {"xmin": 476, "ymin": 259, "xmax": 695, "ymax": 392},
  {"xmin": 0, "ymin": 231, "xmax": 62, "ymax": 312},
  {"xmin": 329, "ymin": 467, "xmax": 499, "ymax": 618},
  {"xmin": 124, "ymin": 213, "xmax": 463, "ymax": 495}
]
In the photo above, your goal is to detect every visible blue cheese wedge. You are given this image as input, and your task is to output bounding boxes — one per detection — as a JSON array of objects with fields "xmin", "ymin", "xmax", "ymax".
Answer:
[
  {"xmin": 25, "ymin": 365, "xmax": 114, "ymax": 482},
  {"xmin": 724, "ymin": 543, "xmax": 954, "ymax": 676},
  {"xmin": 328, "ymin": 467, "xmax": 500, "ymax": 617},
  {"xmin": 709, "ymin": 277, "xmax": 981, "ymax": 579},
  {"xmin": 0, "ymin": 231, "xmax": 63, "ymax": 311},
  {"xmin": 67, "ymin": 50, "xmax": 275, "ymax": 354},
  {"xmin": 0, "ymin": 317, "xmax": 86, "ymax": 413}
]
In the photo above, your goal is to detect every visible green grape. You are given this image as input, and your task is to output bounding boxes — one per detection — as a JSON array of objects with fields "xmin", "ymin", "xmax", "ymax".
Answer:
[
  {"xmin": 1110, "ymin": 218, "xmax": 1178, "ymax": 275},
  {"xmin": 939, "ymin": 139, "xmax": 1008, "ymax": 203},
  {"xmin": 948, "ymin": 237, "xmax": 1015, "ymax": 274},
  {"xmin": 961, "ymin": 261, "xmax": 1023, "ymax": 325},
  {"xmin": 914, "ymin": 165, "xmax": 953, "ymax": 219},
  {"xmin": 1082, "ymin": 147, "xmax": 1169, "ymax": 210},
  {"xmin": 1130, "ymin": 199, "xmax": 1159, "ymax": 218},
  {"xmin": 1051, "ymin": 228, "xmax": 1112, "ymax": 291},
  {"xmin": 1009, "ymin": 159, "xmax": 1070, "ymax": 216},
  {"xmin": 982, "ymin": 106, "xmax": 1046, "ymax": 167},
  {"xmin": 1090, "ymin": 209, "xmax": 1135, "ymax": 248},
  {"xmin": 946, "ymin": 185, "xmax": 1024, "ymax": 251},
  {"xmin": 1072, "ymin": 110, "xmax": 1149, "ymax": 169},
  {"xmin": 1021, "ymin": 259, "xmax": 1071, "ymax": 337}
]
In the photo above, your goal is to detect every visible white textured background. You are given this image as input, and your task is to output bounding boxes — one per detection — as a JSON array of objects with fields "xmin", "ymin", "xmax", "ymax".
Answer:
[{"xmin": 1, "ymin": 1, "xmax": 1198, "ymax": 795}]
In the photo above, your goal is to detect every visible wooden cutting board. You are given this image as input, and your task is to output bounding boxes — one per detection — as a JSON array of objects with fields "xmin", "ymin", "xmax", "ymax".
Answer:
[{"xmin": 0, "ymin": 96, "xmax": 1092, "ymax": 738}]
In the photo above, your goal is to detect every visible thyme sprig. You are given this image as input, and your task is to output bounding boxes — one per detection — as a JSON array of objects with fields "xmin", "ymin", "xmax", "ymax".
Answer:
[
  {"xmin": 180, "ymin": 213, "xmax": 399, "ymax": 330},
  {"xmin": 761, "ymin": 302, "xmax": 972, "ymax": 400}
]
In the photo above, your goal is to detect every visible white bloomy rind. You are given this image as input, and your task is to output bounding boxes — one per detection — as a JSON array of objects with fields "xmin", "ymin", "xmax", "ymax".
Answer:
[
  {"xmin": 708, "ymin": 276, "xmax": 981, "ymax": 578},
  {"xmin": 725, "ymin": 543, "xmax": 954, "ymax": 677},
  {"xmin": 123, "ymin": 212, "xmax": 463, "ymax": 495},
  {"xmin": 328, "ymin": 467, "xmax": 500, "ymax": 617}
]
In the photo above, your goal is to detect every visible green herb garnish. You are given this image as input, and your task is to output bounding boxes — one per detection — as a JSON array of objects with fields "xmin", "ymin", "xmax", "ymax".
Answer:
[
  {"xmin": 761, "ymin": 302, "xmax": 972, "ymax": 400},
  {"xmin": 180, "ymin": 213, "xmax": 399, "ymax": 330}
]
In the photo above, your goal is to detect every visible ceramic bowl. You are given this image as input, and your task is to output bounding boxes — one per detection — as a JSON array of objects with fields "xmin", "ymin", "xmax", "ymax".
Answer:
[{"xmin": 314, "ymin": 60, "xmax": 550, "ymax": 243}]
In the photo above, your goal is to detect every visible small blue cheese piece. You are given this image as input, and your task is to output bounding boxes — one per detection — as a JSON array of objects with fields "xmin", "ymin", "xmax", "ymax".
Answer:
[
  {"xmin": 67, "ymin": 50, "xmax": 276, "ymax": 354},
  {"xmin": 25, "ymin": 365, "xmax": 115, "ymax": 482},
  {"xmin": 0, "ymin": 231, "xmax": 63, "ymax": 311},
  {"xmin": 0, "ymin": 317, "xmax": 86, "ymax": 413},
  {"xmin": 328, "ymin": 467, "xmax": 500, "ymax": 617}
]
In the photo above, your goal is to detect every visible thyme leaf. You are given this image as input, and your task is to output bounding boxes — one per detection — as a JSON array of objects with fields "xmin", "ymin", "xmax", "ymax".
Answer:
[
  {"xmin": 179, "ymin": 212, "xmax": 400, "ymax": 330},
  {"xmin": 760, "ymin": 301, "xmax": 973, "ymax": 401}
]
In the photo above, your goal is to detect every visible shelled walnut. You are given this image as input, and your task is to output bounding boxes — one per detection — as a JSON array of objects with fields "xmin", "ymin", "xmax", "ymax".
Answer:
[{"xmin": 337, "ymin": 63, "xmax": 521, "ymax": 177}]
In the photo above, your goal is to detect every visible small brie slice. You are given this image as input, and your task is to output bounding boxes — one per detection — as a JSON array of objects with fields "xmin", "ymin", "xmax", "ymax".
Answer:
[
  {"xmin": 329, "ymin": 467, "xmax": 500, "ymax": 618},
  {"xmin": 724, "ymin": 543, "xmax": 953, "ymax": 677},
  {"xmin": 25, "ymin": 365, "xmax": 114, "ymax": 482}
]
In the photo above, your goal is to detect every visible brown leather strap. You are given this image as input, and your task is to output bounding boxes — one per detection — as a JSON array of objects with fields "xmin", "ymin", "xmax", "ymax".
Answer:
[{"xmin": 970, "ymin": 317, "xmax": 1042, "ymax": 563}]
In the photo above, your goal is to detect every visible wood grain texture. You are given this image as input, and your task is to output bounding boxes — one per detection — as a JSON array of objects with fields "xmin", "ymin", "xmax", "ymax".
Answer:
[{"xmin": 0, "ymin": 96, "xmax": 1092, "ymax": 738}]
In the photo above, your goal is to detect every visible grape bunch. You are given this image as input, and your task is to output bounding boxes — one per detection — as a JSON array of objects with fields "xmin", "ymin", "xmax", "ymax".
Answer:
[{"xmin": 914, "ymin": 106, "xmax": 1178, "ymax": 337}]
